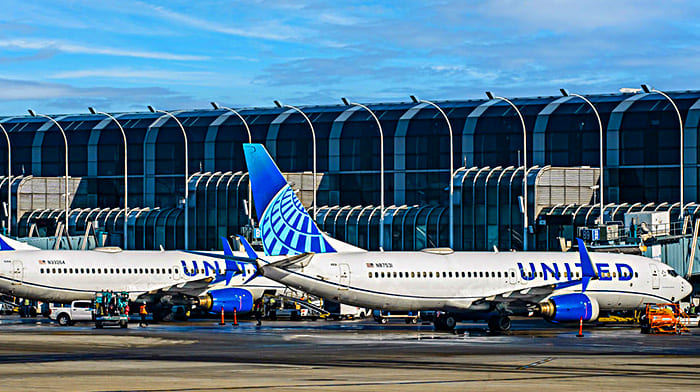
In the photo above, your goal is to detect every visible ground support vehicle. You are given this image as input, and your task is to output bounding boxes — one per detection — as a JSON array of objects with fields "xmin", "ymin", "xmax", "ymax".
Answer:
[
  {"xmin": 324, "ymin": 300, "xmax": 370, "ymax": 320},
  {"xmin": 49, "ymin": 301, "xmax": 94, "ymax": 326},
  {"xmin": 273, "ymin": 295, "xmax": 328, "ymax": 321},
  {"xmin": 640, "ymin": 303, "xmax": 690, "ymax": 334},
  {"xmin": 93, "ymin": 291, "xmax": 129, "ymax": 328},
  {"xmin": 373, "ymin": 310, "xmax": 424, "ymax": 324}
]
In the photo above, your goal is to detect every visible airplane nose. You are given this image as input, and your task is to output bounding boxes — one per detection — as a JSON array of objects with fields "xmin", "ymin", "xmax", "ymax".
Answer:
[{"xmin": 682, "ymin": 279, "xmax": 693, "ymax": 298}]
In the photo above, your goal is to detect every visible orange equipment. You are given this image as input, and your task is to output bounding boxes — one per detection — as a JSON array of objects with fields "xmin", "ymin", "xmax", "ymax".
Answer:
[{"xmin": 640, "ymin": 303, "xmax": 690, "ymax": 334}]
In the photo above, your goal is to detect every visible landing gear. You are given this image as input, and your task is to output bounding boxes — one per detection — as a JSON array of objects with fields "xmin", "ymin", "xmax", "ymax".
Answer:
[
  {"xmin": 434, "ymin": 314, "xmax": 457, "ymax": 331},
  {"xmin": 488, "ymin": 315, "xmax": 511, "ymax": 332}
]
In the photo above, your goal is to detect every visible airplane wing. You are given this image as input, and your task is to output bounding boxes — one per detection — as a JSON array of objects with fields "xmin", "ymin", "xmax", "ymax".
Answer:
[
  {"xmin": 135, "ymin": 276, "xmax": 217, "ymax": 299},
  {"xmin": 459, "ymin": 239, "xmax": 599, "ymax": 308},
  {"xmin": 475, "ymin": 280, "xmax": 581, "ymax": 306}
]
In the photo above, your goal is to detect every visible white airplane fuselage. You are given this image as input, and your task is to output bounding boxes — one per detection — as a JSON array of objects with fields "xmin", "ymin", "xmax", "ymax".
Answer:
[
  {"xmin": 261, "ymin": 250, "xmax": 692, "ymax": 313},
  {"xmin": 0, "ymin": 248, "xmax": 282, "ymax": 303}
]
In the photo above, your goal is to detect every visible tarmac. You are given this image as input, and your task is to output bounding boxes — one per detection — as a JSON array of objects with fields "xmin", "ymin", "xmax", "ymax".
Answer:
[{"xmin": 1, "ymin": 315, "xmax": 699, "ymax": 391}]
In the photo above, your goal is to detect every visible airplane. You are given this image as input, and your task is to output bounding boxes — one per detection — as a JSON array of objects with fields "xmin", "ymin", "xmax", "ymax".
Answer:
[
  {"xmin": 0, "ymin": 234, "xmax": 284, "ymax": 320},
  {"xmin": 238, "ymin": 143, "xmax": 693, "ymax": 331}
]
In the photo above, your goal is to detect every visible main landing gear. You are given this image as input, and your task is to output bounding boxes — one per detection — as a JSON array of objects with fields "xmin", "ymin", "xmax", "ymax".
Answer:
[
  {"xmin": 488, "ymin": 315, "xmax": 512, "ymax": 332},
  {"xmin": 433, "ymin": 313, "xmax": 512, "ymax": 332}
]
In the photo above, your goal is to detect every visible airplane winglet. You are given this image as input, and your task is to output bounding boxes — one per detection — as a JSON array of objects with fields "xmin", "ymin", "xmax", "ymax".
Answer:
[
  {"xmin": 576, "ymin": 237, "xmax": 598, "ymax": 292},
  {"xmin": 238, "ymin": 235, "xmax": 258, "ymax": 260},
  {"xmin": 220, "ymin": 236, "xmax": 240, "ymax": 285},
  {"xmin": 221, "ymin": 236, "xmax": 234, "ymax": 256}
]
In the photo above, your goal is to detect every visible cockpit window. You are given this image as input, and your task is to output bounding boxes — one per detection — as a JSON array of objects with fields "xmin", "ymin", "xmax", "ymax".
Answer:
[{"xmin": 667, "ymin": 269, "xmax": 678, "ymax": 277}]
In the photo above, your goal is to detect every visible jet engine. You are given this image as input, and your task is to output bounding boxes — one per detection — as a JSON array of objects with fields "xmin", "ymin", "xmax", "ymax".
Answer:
[
  {"xmin": 197, "ymin": 288, "xmax": 254, "ymax": 314},
  {"xmin": 536, "ymin": 293, "xmax": 600, "ymax": 322}
]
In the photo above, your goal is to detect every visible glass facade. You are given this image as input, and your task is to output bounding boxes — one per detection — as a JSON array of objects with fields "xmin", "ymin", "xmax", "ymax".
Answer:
[{"xmin": 0, "ymin": 91, "xmax": 699, "ymax": 250}]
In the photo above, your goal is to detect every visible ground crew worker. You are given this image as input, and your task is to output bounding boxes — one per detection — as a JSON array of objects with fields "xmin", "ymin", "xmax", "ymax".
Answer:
[
  {"xmin": 253, "ymin": 298, "xmax": 263, "ymax": 326},
  {"xmin": 139, "ymin": 303, "xmax": 148, "ymax": 327}
]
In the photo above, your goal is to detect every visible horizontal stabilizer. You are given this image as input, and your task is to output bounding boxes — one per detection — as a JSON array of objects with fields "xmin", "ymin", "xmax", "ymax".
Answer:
[{"xmin": 0, "ymin": 235, "xmax": 40, "ymax": 251}]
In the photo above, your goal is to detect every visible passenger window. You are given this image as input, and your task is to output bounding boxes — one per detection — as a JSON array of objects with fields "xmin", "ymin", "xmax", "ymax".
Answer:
[
  {"xmin": 467, "ymin": 272, "xmax": 472, "ymax": 278},
  {"xmin": 411, "ymin": 272, "xmax": 415, "ymax": 278},
  {"xmin": 393, "ymin": 272, "xmax": 397, "ymax": 278},
  {"xmin": 422, "ymin": 271, "xmax": 427, "ymax": 278},
  {"xmin": 374, "ymin": 272, "xmax": 379, "ymax": 278},
  {"xmin": 368, "ymin": 272, "xmax": 372, "ymax": 278},
  {"xmin": 381, "ymin": 272, "xmax": 385, "ymax": 278},
  {"xmin": 429, "ymin": 272, "xmax": 433, "ymax": 278},
  {"xmin": 40, "ymin": 268, "xmax": 44, "ymax": 274},
  {"xmin": 442, "ymin": 272, "xmax": 446, "ymax": 278},
  {"xmin": 169, "ymin": 269, "xmax": 173, "ymax": 275},
  {"xmin": 399, "ymin": 272, "xmax": 403, "ymax": 278},
  {"xmin": 448, "ymin": 272, "xmax": 452, "ymax": 278},
  {"xmin": 150, "ymin": 268, "xmax": 154, "ymax": 274},
  {"xmin": 461, "ymin": 272, "xmax": 465, "ymax": 278},
  {"xmin": 497, "ymin": 272, "xmax": 502, "ymax": 278},
  {"xmin": 635, "ymin": 272, "xmax": 638, "ymax": 278}
]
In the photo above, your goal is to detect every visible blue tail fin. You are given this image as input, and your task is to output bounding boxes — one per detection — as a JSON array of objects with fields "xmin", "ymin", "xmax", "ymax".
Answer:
[{"xmin": 243, "ymin": 143, "xmax": 335, "ymax": 256}]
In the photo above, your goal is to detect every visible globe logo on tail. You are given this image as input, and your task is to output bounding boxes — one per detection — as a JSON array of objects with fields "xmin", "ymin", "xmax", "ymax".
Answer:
[{"xmin": 259, "ymin": 185, "xmax": 335, "ymax": 256}]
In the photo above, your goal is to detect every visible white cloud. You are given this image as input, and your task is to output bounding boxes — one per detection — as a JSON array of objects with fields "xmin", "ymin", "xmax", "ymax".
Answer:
[
  {"xmin": 146, "ymin": 4, "xmax": 303, "ymax": 41},
  {"xmin": 0, "ymin": 38, "xmax": 208, "ymax": 61},
  {"xmin": 49, "ymin": 68, "xmax": 214, "ymax": 81}
]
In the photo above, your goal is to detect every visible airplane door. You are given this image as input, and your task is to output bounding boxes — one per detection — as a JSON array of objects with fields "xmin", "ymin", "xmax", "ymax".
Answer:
[
  {"xmin": 12, "ymin": 260, "xmax": 23, "ymax": 284},
  {"xmin": 650, "ymin": 264, "xmax": 660, "ymax": 290},
  {"xmin": 508, "ymin": 268, "xmax": 517, "ymax": 285},
  {"xmin": 338, "ymin": 264, "xmax": 350, "ymax": 290}
]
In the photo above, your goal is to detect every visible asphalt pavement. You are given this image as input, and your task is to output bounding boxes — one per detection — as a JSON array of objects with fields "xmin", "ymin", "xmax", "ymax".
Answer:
[{"xmin": 1, "ymin": 315, "xmax": 699, "ymax": 391}]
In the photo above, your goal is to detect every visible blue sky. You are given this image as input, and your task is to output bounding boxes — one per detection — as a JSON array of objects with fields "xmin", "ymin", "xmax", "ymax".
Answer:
[{"xmin": 0, "ymin": 0, "xmax": 698, "ymax": 115}]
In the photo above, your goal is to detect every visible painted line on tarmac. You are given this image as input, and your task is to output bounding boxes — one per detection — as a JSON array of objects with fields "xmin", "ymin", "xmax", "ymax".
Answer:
[{"xmin": 517, "ymin": 357, "xmax": 554, "ymax": 370}]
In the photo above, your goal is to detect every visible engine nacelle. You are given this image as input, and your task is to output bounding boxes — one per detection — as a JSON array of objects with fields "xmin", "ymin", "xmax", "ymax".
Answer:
[
  {"xmin": 197, "ymin": 288, "xmax": 254, "ymax": 314},
  {"xmin": 537, "ymin": 293, "xmax": 600, "ymax": 322}
]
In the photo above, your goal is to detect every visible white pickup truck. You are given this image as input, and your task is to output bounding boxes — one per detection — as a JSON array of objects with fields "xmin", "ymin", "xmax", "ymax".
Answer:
[{"xmin": 49, "ymin": 301, "xmax": 94, "ymax": 326}]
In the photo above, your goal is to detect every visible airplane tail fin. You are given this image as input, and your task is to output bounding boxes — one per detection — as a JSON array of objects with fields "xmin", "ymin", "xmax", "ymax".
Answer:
[
  {"xmin": 243, "ymin": 143, "xmax": 364, "ymax": 256},
  {"xmin": 0, "ymin": 234, "xmax": 39, "ymax": 251}
]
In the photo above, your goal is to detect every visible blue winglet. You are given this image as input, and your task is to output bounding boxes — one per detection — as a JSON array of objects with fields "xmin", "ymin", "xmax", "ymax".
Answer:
[
  {"xmin": 221, "ymin": 236, "xmax": 240, "ymax": 285},
  {"xmin": 221, "ymin": 236, "xmax": 234, "ymax": 256},
  {"xmin": 238, "ymin": 235, "xmax": 258, "ymax": 260},
  {"xmin": 576, "ymin": 238, "xmax": 598, "ymax": 292}
]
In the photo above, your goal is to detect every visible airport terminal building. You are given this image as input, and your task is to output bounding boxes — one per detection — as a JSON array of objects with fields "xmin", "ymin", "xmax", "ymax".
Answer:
[{"xmin": 1, "ymin": 90, "xmax": 700, "ymax": 251}]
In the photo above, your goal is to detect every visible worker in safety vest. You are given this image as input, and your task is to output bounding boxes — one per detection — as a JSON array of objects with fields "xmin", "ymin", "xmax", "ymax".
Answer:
[{"xmin": 139, "ymin": 303, "xmax": 148, "ymax": 327}]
